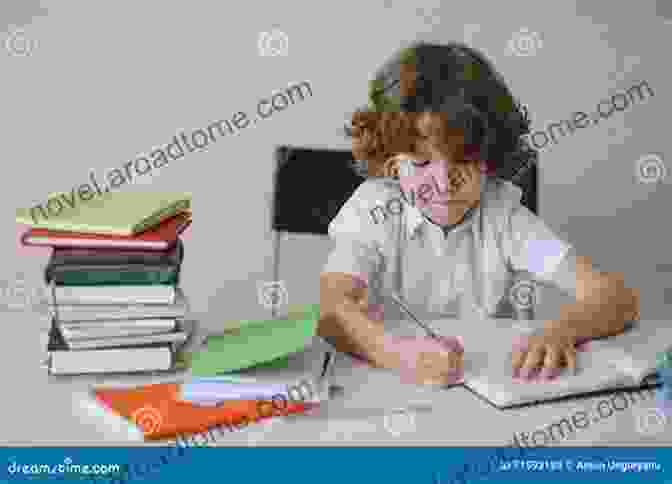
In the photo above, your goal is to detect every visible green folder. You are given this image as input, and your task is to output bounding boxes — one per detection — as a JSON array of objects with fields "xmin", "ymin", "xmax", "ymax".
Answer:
[
  {"xmin": 189, "ymin": 304, "xmax": 321, "ymax": 376},
  {"xmin": 16, "ymin": 191, "xmax": 192, "ymax": 236}
]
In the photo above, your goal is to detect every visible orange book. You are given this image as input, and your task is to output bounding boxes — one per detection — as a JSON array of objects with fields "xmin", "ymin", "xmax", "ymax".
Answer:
[{"xmin": 94, "ymin": 383, "xmax": 310, "ymax": 441}]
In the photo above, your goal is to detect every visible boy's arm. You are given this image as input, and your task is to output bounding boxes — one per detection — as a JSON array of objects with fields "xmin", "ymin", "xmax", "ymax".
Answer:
[
  {"xmin": 505, "ymin": 207, "xmax": 639, "ymax": 375},
  {"xmin": 515, "ymin": 255, "xmax": 640, "ymax": 374},
  {"xmin": 319, "ymin": 272, "xmax": 464, "ymax": 382},
  {"xmin": 318, "ymin": 272, "xmax": 389, "ymax": 366},
  {"xmin": 505, "ymin": 205, "xmax": 639, "ymax": 342},
  {"xmin": 544, "ymin": 255, "xmax": 640, "ymax": 342}
]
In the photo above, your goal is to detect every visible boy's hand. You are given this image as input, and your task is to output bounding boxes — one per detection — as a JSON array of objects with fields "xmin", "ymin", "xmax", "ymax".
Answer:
[
  {"xmin": 334, "ymin": 289, "xmax": 383, "ymax": 322},
  {"xmin": 380, "ymin": 335, "xmax": 464, "ymax": 386},
  {"xmin": 332, "ymin": 282, "xmax": 464, "ymax": 385},
  {"xmin": 511, "ymin": 331, "xmax": 576, "ymax": 380},
  {"xmin": 414, "ymin": 337, "xmax": 465, "ymax": 386}
]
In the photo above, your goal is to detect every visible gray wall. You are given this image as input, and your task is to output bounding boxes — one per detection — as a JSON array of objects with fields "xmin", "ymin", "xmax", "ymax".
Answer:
[{"xmin": 3, "ymin": 0, "xmax": 671, "ymax": 331}]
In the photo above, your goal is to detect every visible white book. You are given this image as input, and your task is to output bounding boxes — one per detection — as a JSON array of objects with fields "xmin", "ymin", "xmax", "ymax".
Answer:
[
  {"xmin": 49, "ymin": 347, "xmax": 173, "ymax": 375},
  {"xmin": 59, "ymin": 318, "xmax": 177, "ymax": 330},
  {"xmin": 47, "ymin": 324, "xmax": 174, "ymax": 375},
  {"xmin": 53, "ymin": 285, "xmax": 176, "ymax": 305},
  {"xmin": 49, "ymin": 288, "xmax": 189, "ymax": 321},
  {"xmin": 64, "ymin": 329, "xmax": 188, "ymax": 350},
  {"xmin": 58, "ymin": 319, "xmax": 176, "ymax": 340}
]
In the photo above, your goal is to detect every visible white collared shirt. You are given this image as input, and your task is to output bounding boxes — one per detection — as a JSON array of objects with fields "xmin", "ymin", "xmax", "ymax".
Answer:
[{"xmin": 322, "ymin": 176, "xmax": 577, "ymax": 323}]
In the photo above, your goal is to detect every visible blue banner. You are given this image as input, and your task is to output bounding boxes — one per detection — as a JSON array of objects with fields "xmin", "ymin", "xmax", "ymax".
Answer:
[{"xmin": 1, "ymin": 447, "xmax": 670, "ymax": 483}]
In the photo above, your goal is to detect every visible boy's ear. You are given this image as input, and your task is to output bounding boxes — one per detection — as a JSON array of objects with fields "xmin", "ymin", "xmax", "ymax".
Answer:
[{"xmin": 383, "ymin": 156, "xmax": 402, "ymax": 178}]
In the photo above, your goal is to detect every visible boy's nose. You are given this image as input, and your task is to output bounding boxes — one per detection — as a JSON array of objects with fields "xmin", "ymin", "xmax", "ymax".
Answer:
[{"xmin": 432, "ymin": 161, "xmax": 460, "ymax": 195}]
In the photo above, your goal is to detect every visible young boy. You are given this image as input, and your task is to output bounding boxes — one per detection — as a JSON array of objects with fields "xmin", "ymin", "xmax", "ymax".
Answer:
[{"xmin": 318, "ymin": 42, "xmax": 639, "ymax": 386}]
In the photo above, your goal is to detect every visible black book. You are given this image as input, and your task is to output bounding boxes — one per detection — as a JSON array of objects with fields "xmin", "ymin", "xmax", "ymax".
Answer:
[{"xmin": 44, "ymin": 240, "xmax": 184, "ymax": 286}]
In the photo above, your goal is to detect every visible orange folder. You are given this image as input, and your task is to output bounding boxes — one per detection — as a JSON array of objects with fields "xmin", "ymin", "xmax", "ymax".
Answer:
[{"xmin": 94, "ymin": 383, "xmax": 310, "ymax": 441}]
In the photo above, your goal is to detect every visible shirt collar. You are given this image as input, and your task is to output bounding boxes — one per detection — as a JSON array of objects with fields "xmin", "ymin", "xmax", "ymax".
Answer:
[{"xmin": 403, "ymin": 176, "xmax": 490, "ymax": 239}]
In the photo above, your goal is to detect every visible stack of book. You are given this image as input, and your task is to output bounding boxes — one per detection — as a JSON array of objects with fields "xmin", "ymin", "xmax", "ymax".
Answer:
[{"xmin": 16, "ymin": 191, "xmax": 193, "ymax": 375}]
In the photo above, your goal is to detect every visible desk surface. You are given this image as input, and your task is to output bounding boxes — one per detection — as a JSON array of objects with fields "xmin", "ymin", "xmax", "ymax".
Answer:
[{"xmin": 3, "ymin": 310, "xmax": 670, "ymax": 446}]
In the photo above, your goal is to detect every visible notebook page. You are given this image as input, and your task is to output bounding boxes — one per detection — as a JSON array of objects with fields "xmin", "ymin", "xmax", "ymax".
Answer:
[
  {"xmin": 465, "ymin": 340, "xmax": 633, "ymax": 408},
  {"xmin": 441, "ymin": 319, "xmax": 639, "ymax": 408}
]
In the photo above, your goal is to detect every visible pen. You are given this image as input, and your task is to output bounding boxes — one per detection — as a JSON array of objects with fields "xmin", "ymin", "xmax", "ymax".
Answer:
[
  {"xmin": 320, "ymin": 352, "xmax": 333, "ymax": 378},
  {"xmin": 389, "ymin": 293, "xmax": 440, "ymax": 340}
]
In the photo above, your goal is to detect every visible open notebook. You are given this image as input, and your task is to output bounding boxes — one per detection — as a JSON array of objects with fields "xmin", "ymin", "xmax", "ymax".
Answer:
[
  {"xmin": 462, "ymin": 320, "xmax": 671, "ymax": 408},
  {"xmin": 346, "ymin": 318, "xmax": 671, "ymax": 409}
]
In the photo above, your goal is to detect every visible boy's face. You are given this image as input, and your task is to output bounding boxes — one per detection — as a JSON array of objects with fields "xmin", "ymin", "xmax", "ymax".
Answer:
[{"xmin": 392, "ymin": 112, "xmax": 483, "ymax": 227}]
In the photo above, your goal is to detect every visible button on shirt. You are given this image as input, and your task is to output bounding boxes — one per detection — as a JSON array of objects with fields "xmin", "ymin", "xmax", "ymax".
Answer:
[{"xmin": 322, "ymin": 176, "xmax": 578, "ymax": 324}]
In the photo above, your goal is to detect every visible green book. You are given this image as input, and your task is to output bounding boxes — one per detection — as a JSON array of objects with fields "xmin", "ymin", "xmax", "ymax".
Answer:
[
  {"xmin": 189, "ymin": 304, "xmax": 321, "ymax": 376},
  {"xmin": 50, "ymin": 267, "xmax": 179, "ymax": 286},
  {"xmin": 16, "ymin": 191, "xmax": 192, "ymax": 236}
]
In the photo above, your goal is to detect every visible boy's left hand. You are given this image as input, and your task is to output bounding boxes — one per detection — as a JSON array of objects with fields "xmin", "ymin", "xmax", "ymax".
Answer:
[{"xmin": 511, "ymin": 330, "xmax": 577, "ymax": 380}]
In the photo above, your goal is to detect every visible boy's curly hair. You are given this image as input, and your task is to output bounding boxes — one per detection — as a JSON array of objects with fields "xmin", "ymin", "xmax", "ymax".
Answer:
[{"xmin": 346, "ymin": 42, "xmax": 536, "ymax": 180}]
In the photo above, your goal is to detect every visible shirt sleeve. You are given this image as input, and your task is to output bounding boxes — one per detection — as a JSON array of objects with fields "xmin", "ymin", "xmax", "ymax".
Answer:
[
  {"xmin": 504, "ymin": 205, "xmax": 577, "ymax": 296},
  {"xmin": 321, "ymin": 185, "xmax": 384, "ymax": 288}
]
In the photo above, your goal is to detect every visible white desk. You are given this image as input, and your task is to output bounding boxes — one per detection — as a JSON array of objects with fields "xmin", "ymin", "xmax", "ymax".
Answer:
[{"xmin": 3, "ymin": 310, "xmax": 670, "ymax": 446}]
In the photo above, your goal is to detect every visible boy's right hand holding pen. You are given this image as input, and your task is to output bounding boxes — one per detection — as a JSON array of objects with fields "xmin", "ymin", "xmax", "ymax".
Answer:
[
  {"xmin": 333, "ymin": 293, "xmax": 464, "ymax": 386},
  {"xmin": 379, "ymin": 333, "xmax": 465, "ymax": 386}
]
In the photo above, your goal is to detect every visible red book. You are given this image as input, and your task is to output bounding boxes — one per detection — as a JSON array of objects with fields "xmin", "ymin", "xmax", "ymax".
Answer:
[
  {"xmin": 94, "ymin": 383, "xmax": 310, "ymax": 441},
  {"xmin": 20, "ymin": 212, "xmax": 191, "ymax": 251}
]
